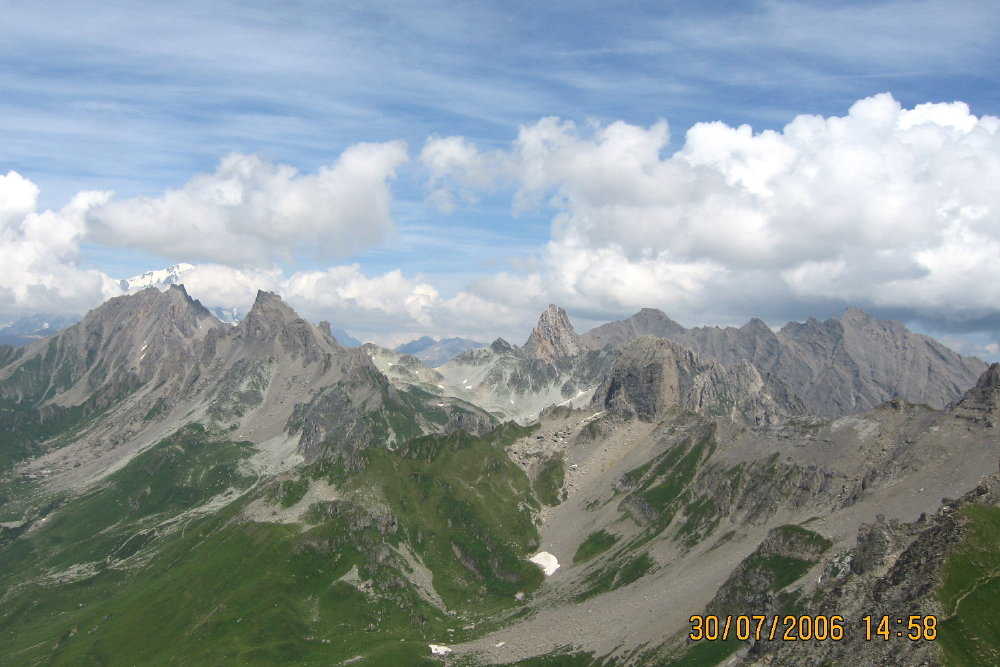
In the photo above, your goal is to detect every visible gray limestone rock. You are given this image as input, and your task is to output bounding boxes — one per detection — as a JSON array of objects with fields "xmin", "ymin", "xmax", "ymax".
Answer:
[{"xmin": 581, "ymin": 307, "xmax": 985, "ymax": 418}]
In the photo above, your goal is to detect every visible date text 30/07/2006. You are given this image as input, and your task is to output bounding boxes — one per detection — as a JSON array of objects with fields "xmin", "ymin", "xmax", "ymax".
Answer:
[{"xmin": 688, "ymin": 615, "xmax": 938, "ymax": 642}]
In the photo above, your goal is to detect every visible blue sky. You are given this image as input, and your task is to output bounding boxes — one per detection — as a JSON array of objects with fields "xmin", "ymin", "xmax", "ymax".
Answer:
[{"xmin": 3, "ymin": 0, "xmax": 1000, "ymax": 353}]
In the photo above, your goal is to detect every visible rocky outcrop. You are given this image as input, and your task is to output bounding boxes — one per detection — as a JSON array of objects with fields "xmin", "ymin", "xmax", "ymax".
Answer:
[
  {"xmin": 952, "ymin": 362, "xmax": 1000, "ymax": 427},
  {"xmin": 580, "ymin": 307, "xmax": 686, "ymax": 350},
  {"xmin": 581, "ymin": 307, "xmax": 985, "ymax": 418},
  {"xmin": 523, "ymin": 305, "xmax": 582, "ymax": 363},
  {"xmin": 758, "ymin": 475, "xmax": 1000, "ymax": 666},
  {"xmin": 592, "ymin": 336, "xmax": 801, "ymax": 426},
  {"xmin": 0, "ymin": 345, "xmax": 21, "ymax": 369},
  {"xmin": 0, "ymin": 285, "xmax": 219, "ymax": 407},
  {"xmin": 437, "ymin": 312, "xmax": 617, "ymax": 423},
  {"xmin": 707, "ymin": 524, "xmax": 832, "ymax": 617}
]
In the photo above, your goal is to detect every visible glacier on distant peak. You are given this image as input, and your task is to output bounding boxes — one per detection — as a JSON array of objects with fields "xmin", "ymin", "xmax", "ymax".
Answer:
[{"xmin": 118, "ymin": 263, "xmax": 195, "ymax": 292}]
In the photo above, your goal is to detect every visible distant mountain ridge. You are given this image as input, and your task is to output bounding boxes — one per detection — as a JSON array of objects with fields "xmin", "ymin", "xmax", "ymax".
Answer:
[
  {"xmin": 118, "ymin": 262, "xmax": 194, "ymax": 292},
  {"xmin": 580, "ymin": 306, "xmax": 986, "ymax": 417},
  {"xmin": 0, "ymin": 313, "xmax": 80, "ymax": 346},
  {"xmin": 394, "ymin": 335, "xmax": 484, "ymax": 366},
  {"xmin": 117, "ymin": 263, "xmax": 364, "ymax": 345}
]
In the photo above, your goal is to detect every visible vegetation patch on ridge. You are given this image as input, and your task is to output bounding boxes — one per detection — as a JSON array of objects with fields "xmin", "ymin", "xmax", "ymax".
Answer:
[
  {"xmin": 937, "ymin": 504, "xmax": 1000, "ymax": 666},
  {"xmin": 573, "ymin": 530, "xmax": 618, "ymax": 564}
]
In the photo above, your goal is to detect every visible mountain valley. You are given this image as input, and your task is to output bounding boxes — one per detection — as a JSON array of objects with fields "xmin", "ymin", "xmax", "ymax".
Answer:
[{"xmin": 0, "ymin": 288, "xmax": 996, "ymax": 666}]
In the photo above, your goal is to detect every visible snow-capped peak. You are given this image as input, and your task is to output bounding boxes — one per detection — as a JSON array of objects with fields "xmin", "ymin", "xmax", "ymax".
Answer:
[{"xmin": 118, "ymin": 263, "xmax": 195, "ymax": 292}]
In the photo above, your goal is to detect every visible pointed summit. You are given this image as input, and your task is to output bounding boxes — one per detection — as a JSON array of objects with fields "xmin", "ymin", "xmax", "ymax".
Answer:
[
  {"xmin": 0, "ymin": 284, "xmax": 218, "ymax": 407},
  {"xmin": 490, "ymin": 337, "xmax": 515, "ymax": 354},
  {"xmin": 240, "ymin": 290, "xmax": 301, "ymax": 335},
  {"xmin": 237, "ymin": 291, "xmax": 332, "ymax": 359},
  {"xmin": 523, "ymin": 304, "xmax": 581, "ymax": 362},
  {"xmin": 591, "ymin": 335, "xmax": 799, "ymax": 425}
]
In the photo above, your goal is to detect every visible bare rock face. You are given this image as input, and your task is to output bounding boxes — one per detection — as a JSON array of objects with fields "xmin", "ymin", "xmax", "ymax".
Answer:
[
  {"xmin": 592, "ymin": 336, "xmax": 801, "ymax": 426},
  {"xmin": 0, "ymin": 286, "xmax": 498, "ymax": 489},
  {"xmin": 490, "ymin": 338, "xmax": 515, "ymax": 354},
  {"xmin": 0, "ymin": 285, "xmax": 219, "ymax": 408},
  {"xmin": 952, "ymin": 362, "xmax": 1000, "ymax": 427},
  {"xmin": 433, "ymin": 307, "xmax": 619, "ymax": 423},
  {"xmin": 579, "ymin": 307, "xmax": 686, "ymax": 350},
  {"xmin": 581, "ymin": 307, "xmax": 986, "ymax": 418},
  {"xmin": 0, "ymin": 345, "xmax": 19, "ymax": 368},
  {"xmin": 523, "ymin": 305, "xmax": 582, "ymax": 363}
]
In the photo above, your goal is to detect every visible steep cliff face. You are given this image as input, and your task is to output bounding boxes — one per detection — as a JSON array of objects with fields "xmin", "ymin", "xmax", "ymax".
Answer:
[
  {"xmin": 0, "ymin": 285, "xmax": 218, "ymax": 407},
  {"xmin": 592, "ymin": 336, "xmax": 802, "ymax": 426},
  {"xmin": 952, "ymin": 362, "xmax": 1000, "ymax": 427},
  {"xmin": 0, "ymin": 287, "xmax": 492, "ymax": 489},
  {"xmin": 523, "ymin": 304, "xmax": 583, "ymax": 363},
  {"xmin": 580, "ymin": 307, "xmax": 986, "ymax": 418}
]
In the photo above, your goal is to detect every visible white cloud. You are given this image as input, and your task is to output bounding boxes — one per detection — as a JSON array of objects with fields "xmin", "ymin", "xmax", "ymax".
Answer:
[
  {"xmin": 0, "ymin": 164, "xmax": 524, "ymax": 344},
  {"xmin": 173, "ymin": 262, "xmax": 523, "ymax": 344},
  {"xmin": 420, "ymin": 134, "xmax": 504, "ymax": 212},
  {"xmin": 87, "ymin": 144, "xmax": 408, "ymax": 265},
  {"xmin": 0, "ymin": 171, "xmax": 120, "ymax": 316},
  {"xmin": 427, "ymin": 94, "xmax": 1000, "ymax": 329}
]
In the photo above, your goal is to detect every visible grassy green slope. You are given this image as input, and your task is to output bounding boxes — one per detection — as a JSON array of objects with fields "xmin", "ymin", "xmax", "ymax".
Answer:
[
  {"xmin": 938, "ymin": 504, "xmax": 1000, "ymax": 666},
  {"xmin": 0, "ymin": 421, "xmax": 546, "ymax": 666},
  {"xmin": 350, "ymin": 422, "xmax": 544, "ymax": 612}
]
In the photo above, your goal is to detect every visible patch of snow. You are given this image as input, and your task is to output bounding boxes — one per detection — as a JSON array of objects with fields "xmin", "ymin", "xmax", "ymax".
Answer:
[
  {"xmin": 529, "ymin": 551, "xmax": 560, "ymax": 576},
  {"xmin": 120, "ymin": 263, "xmax": 195, "ymax": 292},
  {"xmin": 429, "ymin": 644, "xmax": 452, "ymax": 656}
]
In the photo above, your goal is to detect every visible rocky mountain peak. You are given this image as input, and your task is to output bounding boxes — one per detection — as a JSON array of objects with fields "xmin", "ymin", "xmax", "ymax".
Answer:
[
  {"xmin": 240, "ymin": 290, "xmax": 303, "ymax": 336},
  {"xmin": 579, "ymin": 307, "xmax": 686, "ymax": 350},
  {"xmin": 592, "ymin": 335, "xmax": 798, "ymax": 425},
  {"xmin": 490, "ymin": 337, "xmax": 515, "ymax": 354},
  {"xmin": 840, "ymin": 306, "xmax": 874, "ymax": 325},
  {"xmin": 88, "ymin": 284, "xmax": 215, "ymax": 340},
  {"xmin": 978, "ymin": 363, "xmax": 1000, "ymax": 389},
  {"xmin": 741, "ymin": 317, "xmax": 772, "ymax": 334},
  {"xmin": 523, "ymin": 304, "xmax": 581, "ymax": 362}
]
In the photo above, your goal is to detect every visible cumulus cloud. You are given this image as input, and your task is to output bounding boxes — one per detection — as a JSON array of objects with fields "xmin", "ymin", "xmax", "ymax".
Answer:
[
  {"xmin": 0, "ymin": 171, "xmax": 120, "ymax": 316},
  {"xmin": 425, "ymin": 93, "xmax": 1000, "ymax": 331},
  {"xmin": 88, "ymin": 143, "xmax": 408, "ymax": 265},
  {"xmin": 419, "ymin": 134, "xmax": 505, "ymax": 212},
  {"xmin": 8, "ymin": 94, "xmax": 1000, "ymax": 353},
  {"xmin": 0, "ymin": 161, "xmax": 516, "ymax": 344},
  {"xmin": 170, "ymin": 262, "xmax": 522, "ymax": 345}
]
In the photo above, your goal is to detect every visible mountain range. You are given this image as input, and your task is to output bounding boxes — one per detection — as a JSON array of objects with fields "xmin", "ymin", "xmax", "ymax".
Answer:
[
  {"xmin": 0, "ymin": 287, "xmax": 996, "ymax": 666},
  {"xmin": 394, "ymin": 336, "xmax": 485, "ymax": 367},
  {"xmin": 2, "ymin": 263, "xmax": 365, "ymax": 349}
]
